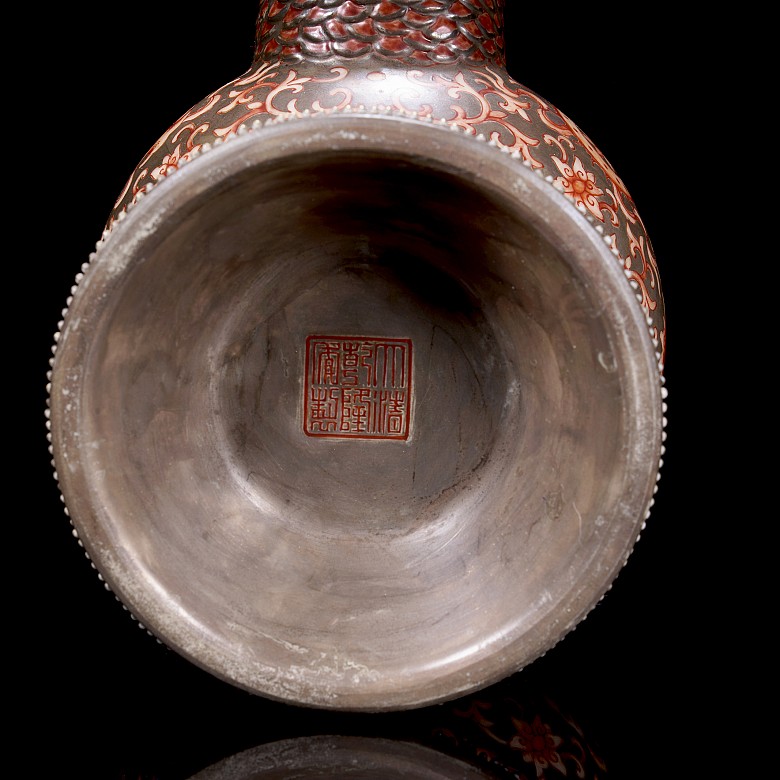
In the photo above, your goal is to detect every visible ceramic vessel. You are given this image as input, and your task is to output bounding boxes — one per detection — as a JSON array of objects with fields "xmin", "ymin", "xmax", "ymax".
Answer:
[{"xmin": 47, "ymin": 0, "xmax": 666, "ymax": 711}]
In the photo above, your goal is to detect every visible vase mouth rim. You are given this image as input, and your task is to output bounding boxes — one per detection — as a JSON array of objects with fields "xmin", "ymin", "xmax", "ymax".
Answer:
[{"xmin": 49, "ymin": 110, "xmax": 664, "ymax": 712}]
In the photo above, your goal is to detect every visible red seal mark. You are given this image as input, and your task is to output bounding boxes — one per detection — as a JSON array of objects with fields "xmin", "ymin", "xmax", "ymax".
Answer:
[{"xmin": 304, "ymin": 336, "xmax": 413, "ymax": 440}]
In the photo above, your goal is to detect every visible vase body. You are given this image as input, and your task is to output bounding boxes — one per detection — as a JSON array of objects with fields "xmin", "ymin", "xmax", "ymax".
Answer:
[{"xmin": 47, "ymin": 0, "xmax": 666, "ymax": 711}]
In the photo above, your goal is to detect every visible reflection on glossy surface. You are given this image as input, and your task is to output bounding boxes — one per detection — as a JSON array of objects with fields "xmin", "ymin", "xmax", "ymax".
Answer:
[
  {"xmin": 189, "ymin": 736, "xmax": 489, "ymax": 779},
  {"xmin": 425, "ymin": 684, "xmax": 609, "ymax": 778},
  {"xmin": 178, "ymin": 680, "xmax": 609, "ymax": 780}
]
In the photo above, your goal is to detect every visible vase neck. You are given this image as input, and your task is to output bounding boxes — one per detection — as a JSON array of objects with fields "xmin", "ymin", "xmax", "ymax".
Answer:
[{"xmin": 253, "ymin": 0, "xmax": 505, "ymax": 68}]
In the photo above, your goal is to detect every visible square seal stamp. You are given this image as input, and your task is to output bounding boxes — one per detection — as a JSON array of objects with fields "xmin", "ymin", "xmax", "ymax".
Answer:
[{"xmin": 304, "ymin": 335, "xmax": 413, "ymax": 440}]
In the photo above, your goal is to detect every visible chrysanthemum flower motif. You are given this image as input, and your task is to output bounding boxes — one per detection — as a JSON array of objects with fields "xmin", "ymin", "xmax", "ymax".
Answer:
[
  {"xmin": 509, "ymin": 715, "xmax": 566, "ymax": 775},
  {"xmin": 552, "ymin": 155, "xmax": 605, "ymax": 221}
]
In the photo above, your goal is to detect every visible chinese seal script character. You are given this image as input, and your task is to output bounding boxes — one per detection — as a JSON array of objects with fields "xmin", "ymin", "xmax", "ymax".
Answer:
[{"xmin": 304, "ymin": 335, "xmax": 413, "ymax": 440}]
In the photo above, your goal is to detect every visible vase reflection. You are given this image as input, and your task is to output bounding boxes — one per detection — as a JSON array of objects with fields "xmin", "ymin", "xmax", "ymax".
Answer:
[{"xmin": 176, "ymin": 680, "xmax": 608, "ymax": 779}]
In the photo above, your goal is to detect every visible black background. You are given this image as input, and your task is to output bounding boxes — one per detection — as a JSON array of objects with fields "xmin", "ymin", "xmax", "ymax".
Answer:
[{"xmin": 18, "ymin": 3, "xmax": 732, "ymax": 778}]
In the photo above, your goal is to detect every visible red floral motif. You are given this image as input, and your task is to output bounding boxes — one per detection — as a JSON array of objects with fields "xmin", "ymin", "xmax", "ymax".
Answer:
[
  {"xmin": 542, "ymin": 114, "xmax": 661, "ymax": 349},
  {"xmin": 403, "ymin": 65, "xmax": 663, "ymax": 357},
  {"xmin": 551, "ymin": 156, "xmax": 604, "ymax": 220},
  {"xmin": 509, "ymin": 715, "xmax": 566, "ymax": 775},
  {"xmin": 551, "ymin": 110, "xmax": 636, "ymax": 227},
  {"xmin": 439, "ymin": 694, "xmax": 605, "ymax": 778}
]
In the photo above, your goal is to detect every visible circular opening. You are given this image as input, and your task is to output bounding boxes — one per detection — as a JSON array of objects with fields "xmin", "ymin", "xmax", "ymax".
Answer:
[{"xmin": 51, "ymin": 116, "xmax": 661, "ymax": 709}]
